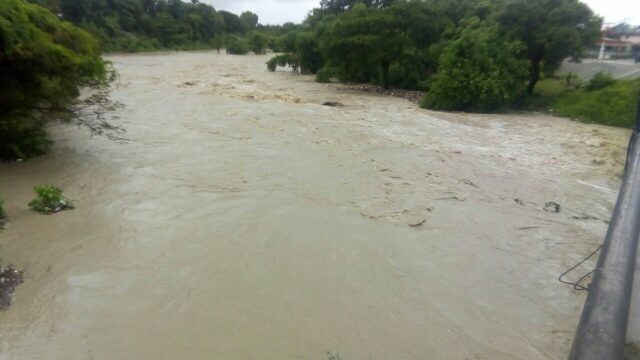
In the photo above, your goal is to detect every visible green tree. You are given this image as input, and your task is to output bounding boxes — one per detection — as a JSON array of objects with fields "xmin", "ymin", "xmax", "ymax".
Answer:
[
  {"xmin": 497, "ymin": 0, "xmax": 602, "ymax": 94},
  {"xmin": 0, "ymin": 0, "xmax": 107, "ymax": 159},
  {"xmin": 225, "ymin": 35, "xmax": 249, "ymax": 54},
  {"xmin": 422, "ymin": 20, "xmax": 529, "ymax": 112},
  {"xmin": 240, "ymin": 11, "xmax": 258, "ymax": 31},
  {"xmin": 319, "ymin": 3, "xmax": 405, "ymax": 87},
  {"xmin": 219, "ymin": 10, "xmax": 244, "ymax": 34},
  {"xmin": 247, "ymin": 32, "xmax": 268, "ymax": 54}
]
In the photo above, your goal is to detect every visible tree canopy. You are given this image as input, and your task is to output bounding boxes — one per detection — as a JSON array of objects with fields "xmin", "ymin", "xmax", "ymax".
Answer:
[
  {"xmin": 497, "ymin": 0, "xmax": 601, "ymax": 93},
  {"xmin": 1, "ymin": 0, "xmax": 108, "ymax": 159}
]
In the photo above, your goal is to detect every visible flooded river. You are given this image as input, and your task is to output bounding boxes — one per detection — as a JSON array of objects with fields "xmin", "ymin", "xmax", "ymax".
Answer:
[{"xmin": 0, "ymin": 51, "xmax": 632, "ymax": 359}]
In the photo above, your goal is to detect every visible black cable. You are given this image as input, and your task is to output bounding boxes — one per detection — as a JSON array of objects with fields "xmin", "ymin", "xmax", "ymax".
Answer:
[{"xmin": 559, "ymin": 244, "xmax": 603, "ymax": 291}]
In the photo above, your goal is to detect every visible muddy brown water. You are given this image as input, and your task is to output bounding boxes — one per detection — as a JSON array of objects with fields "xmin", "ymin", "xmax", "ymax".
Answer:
[{"xmin": 0, "ymin": 51, "xmax": 633, "ymax": 359}]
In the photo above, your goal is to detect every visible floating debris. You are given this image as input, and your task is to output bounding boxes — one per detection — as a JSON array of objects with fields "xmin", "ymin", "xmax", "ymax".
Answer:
[
  {"xmin": 322, "ymin": 101, "xmax": 345, "ymax": 107},
  {"xmin": 459, "ymin": 179, "xmax": 478, "ymax": 188},
  {"xmin": 544, "ymin": 202, "xmax": 561, "ymax": 213},
  {"xmin": 341, "ymin": 85, "xmax": 425, "ymax": 104}
]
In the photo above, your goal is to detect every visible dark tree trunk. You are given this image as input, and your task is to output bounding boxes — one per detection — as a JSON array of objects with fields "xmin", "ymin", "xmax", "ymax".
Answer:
[
  {"xmin": 527, "ymin": 58, "xmax": 541, "ymax": 94},
  {"xmin": 381, "ymin": 60, "xmax": 390, "ymax": 89}
]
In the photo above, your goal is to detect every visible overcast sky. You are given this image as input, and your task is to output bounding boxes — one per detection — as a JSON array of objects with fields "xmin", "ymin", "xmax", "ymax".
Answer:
[{"xmin": 201, "ymin": 0, "xmax": 639, "ymax": 26}]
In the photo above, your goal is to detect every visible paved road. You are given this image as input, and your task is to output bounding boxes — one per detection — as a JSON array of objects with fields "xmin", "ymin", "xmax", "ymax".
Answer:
[{"xmin": 560, "ymin": 60, "xmax": 640, "ymax": 80}]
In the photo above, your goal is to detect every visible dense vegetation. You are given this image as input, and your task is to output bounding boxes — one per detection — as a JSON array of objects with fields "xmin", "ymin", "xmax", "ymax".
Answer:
[
  {"xmin": 267, "ymin": 0, "xmax": 614, "ymax": 116},
  {"xmin": 521, "ymin": 74, "xmax": 640, "ymax": 128},
  {"xmin": 0, "ymin": 0, "xmax": 108, "ymax": 160}
]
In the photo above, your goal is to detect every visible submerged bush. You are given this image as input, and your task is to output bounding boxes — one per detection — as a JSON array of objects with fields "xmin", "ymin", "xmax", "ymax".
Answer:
[
  {"xmin": 225, "ymin": 36, "xmax": 249, "ymax": 55},
  {"xmin": 0, "ymin": 196, "xmax": 6, "ymax": 226},
  {"xmin": 586, "ymin": 71, "xmax": 616, "ymax": 91},
  {"xmin": 267, "ymin": 54, "xmax": 300, "ymax": 72},
  {"xmin": 0, "ymin": 265, "xmax": 23, "ymax": 308},
  {"xmin": 247, "ymin": 32, "xmax": 268, "ymax": 54},
  {"xmin": 315, "ymin": 67, "xmax": 344, "ymax": 83},
  {"xmin": 315, "ymin": 67, "xmax": 334, "ymax": 83},
  {"xmin": 28, "ymin": 186, "xmax": 74, "ymax": 214}
]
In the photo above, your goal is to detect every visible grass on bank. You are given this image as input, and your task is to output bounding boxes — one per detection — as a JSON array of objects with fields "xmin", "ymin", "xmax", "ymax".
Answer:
[{"xmin": 518, "ymin": 73, "xmax": 640, "ymax": 128}]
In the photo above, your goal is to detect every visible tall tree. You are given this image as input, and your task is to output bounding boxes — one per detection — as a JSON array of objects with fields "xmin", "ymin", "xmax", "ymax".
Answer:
[
  {"xmin": 219, "ymin": 10, "xmax": 244, "ymax": 34},
  {"xmin": 497, "ymin": 0, "xmax": 602, "ymax": 93},
  {"xmin": 240, "ymin": 11, "xmax": 258, "ymax": 31},
  {"xmin": 319, "ymin": 3, "xmax": 405, "ymax": 87}
]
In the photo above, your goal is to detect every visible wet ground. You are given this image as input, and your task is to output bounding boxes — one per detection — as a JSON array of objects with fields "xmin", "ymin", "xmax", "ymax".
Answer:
[{"xmin": 0, "ymin": 51, "xmax": 632, "ymax": 359}]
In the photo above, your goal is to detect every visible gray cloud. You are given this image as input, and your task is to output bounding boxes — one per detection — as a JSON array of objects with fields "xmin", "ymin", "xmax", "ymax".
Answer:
[{"xmin": 201, "ymin": 0, "xmax": 318, "ymax": 25}]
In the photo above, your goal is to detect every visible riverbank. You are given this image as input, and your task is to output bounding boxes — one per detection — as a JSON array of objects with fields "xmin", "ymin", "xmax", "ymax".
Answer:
[{"xmin": 0, "ymin": 51, "xmax": 631, "ymax": 359}]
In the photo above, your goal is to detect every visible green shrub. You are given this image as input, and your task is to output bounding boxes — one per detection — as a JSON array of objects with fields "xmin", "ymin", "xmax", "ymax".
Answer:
[
  {"xmin": 315, "ymin": 67, "xmax": 334, "ymax": 83},
  {"xmin": 295, "ymin": 32, "xmax": 323, "ymax": 74},
  {"xmin": 387, "ymin": 55, "xmax": 426, "ymax": 90},
  {"xmin": 315, "ymin": 67, "xmax": 344, "ymax": 83},
  {"xmin": 28, "ymin": 185, "xmax": 74, "ymax": 214},
  {"xmin": 564, "ymin": 72, "xmax": 583, "ymax": 90},
  {"xmin": 422, "ymin": 21, "xmax": 529, "ymax": 112},
  {"xmin": 225, "ymin": 36, "xmax": 249, "ymax": 55},
  {"xmin": 247, "ymin": 32, "xmax": 268, "ymax": 54},
  {"xmin": 586, "ymin": 71, "xmax": 616, "ymax": 91}
]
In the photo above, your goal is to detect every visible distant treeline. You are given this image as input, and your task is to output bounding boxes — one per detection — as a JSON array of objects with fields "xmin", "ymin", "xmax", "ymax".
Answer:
[{"xmin": 27, "ymin": 0, "xmax": 271, "ymax": 52}]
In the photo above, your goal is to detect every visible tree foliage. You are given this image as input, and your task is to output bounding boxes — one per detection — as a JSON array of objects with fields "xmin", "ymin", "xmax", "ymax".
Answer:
[
  {"xmin": 240, "ymin": 11, "xmax": 259, "ymax": 31},
  {"xmin": 247, "ymin": 32, "xmax": 268, "ymax": 54},
  {"xmin": 422, "ymin": 20, "xmax": 529, "ymax": 111},
  {"xmin": 497, "ymin": 0, "xmax": 601, "ymax": 93},
  {"xmin": 319, "ymin": 3, "xmax": 405, "ymax": 87},
  {"xmin": 0, "ymin": 0, "xmax": 107, "ymax": 159},
  {"xmin": 224, "ymin": 35, "xmax": 249, "ymax": 55}
]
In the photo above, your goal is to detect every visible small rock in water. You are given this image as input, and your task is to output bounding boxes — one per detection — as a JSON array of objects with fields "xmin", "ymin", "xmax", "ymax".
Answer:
[{"xmin": 544, "ymin": 202, "xmax": 561, "ymax": 213}]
